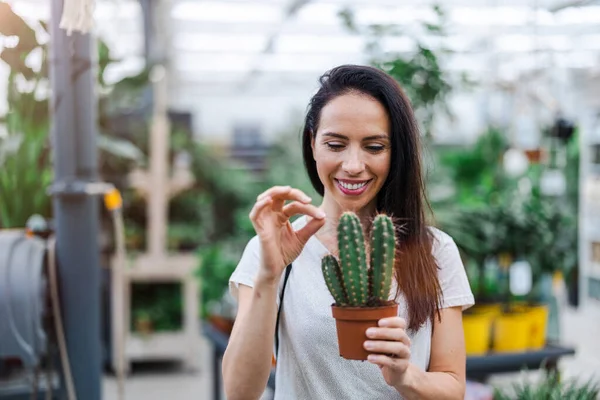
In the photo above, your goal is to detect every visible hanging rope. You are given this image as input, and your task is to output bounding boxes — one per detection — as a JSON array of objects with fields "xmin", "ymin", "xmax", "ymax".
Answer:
[{"xmin": 59, "ymin": 0, "xmax": 95, "ymax": 35}]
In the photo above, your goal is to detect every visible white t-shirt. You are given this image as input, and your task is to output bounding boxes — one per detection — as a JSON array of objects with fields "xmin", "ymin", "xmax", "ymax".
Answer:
[{"xmin": 229, "ymin": 216, "xmax": 474, "ymax": 400}]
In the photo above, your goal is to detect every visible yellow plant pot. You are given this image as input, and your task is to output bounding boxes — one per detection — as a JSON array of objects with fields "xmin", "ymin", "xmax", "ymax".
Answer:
[
  {"xmin": 472, "ymin": 303, "xmax": 503, "ymax": 317},
  {"xmin": 525, "ymin": 305, "xmax": 549, "ymax": 350},
  {"xmin": 492, "ymin": 312, "xmax": 530, "ymax": 353},
  {"xmin": 463, "ymin": 313, "xmax": 493, "ymax": 355}
]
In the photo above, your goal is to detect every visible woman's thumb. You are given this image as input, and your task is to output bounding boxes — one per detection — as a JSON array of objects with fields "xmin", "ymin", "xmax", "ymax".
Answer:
[{"xmin": 295, "ymin": 216, "xmax": 326, "ymax": 245}]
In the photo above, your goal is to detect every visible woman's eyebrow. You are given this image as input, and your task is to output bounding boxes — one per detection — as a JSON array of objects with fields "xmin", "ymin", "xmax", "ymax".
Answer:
[
  {"xmin": 363, "ymin": 134, "xmax": 390, "ymax": 141},
  {"xmin": 322, "ymin": 132, "xmax": 389, "ymax": 141},
  {"xmin": 322, "ymin": 132, "xmax": 347, "ymax": 139}
]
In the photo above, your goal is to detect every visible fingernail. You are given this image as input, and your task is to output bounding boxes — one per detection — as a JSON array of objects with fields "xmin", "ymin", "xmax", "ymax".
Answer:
[
  {"xmin": 366, "ymin": 328, "xmax": 375, "ymax": 337},
  {"xmin": 367, "ymin": 355, "xmax": 378, "ymax": 362},
  {"xmin": 364, "ymin": 341, "xmax": 373, "ymax": 350},
  {"xmin": 303, "ymin": 196, "xmax": 312, "ymax": 202},
  {"xmin": 317, "ymin": 210, "xmax": 326, "ymax": 218}
]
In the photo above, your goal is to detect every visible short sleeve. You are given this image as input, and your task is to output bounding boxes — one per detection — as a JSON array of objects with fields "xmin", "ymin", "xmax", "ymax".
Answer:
[
  {"xmin": 433, "ymin": 230, "xmax": 475, "ymax": 311},
  {"xmin": 229, "ymin": 235, "xmax": 262, "ymax": 301}
]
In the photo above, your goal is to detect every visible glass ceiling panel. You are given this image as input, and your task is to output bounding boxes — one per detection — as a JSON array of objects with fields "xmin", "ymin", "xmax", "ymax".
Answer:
[
  {"xmin": 175, "ymin": 53, "xmax": 255, "ymax": 72},
  {"xmin": 171, "ymin": 1, "xmax": 284, "ymax": 23},
  {"xmin": 2, "ymin": 0, "xmax": 600, "ymax": 93},
  {"xmin": 274, "ymin": 34, "xmax": 365, "ymax": 54},
  {"xmin": 174, "ymin": 33, "xmax": 268, "ymax": 53},
  {"xmin": 257, "ymin": 53, "xmax": 363, "ymax": 72}
]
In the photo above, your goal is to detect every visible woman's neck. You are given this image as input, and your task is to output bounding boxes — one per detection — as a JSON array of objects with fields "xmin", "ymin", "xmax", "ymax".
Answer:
[{"xmin": 316, "ymin": 195, "xmax": 377, "ymax": 251}]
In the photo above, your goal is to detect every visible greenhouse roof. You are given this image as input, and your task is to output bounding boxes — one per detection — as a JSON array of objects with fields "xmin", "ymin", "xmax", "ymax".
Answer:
[{"xmin": 3, "ymin": 0, "xmax": 600, "ymax": 93}]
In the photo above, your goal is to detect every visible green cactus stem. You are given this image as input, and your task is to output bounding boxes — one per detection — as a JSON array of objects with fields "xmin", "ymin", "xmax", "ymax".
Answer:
[
  {"xmin": 321, "ymin": 255, "xmax": 348, "ymax": 306},
  {"xmin": 369, "ymin": 214, "xmax": 396, "ymax": 302},
  {"xmin": 338, "ymin": 212, "xmax": 369, "ymax": 306}
]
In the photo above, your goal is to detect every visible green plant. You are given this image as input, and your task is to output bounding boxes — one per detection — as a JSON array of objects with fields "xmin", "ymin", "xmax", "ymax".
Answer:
[
  {"xmin": 130, "ymin": 283, "xmax": 182, "ymax": 332},
  {"xmin": 322, "ymin": 212, "xmax": 396, "ymax": 307},
  {"xmin": 196, "ymin": 244, "xmax": 239, "ymax": 319},
  {"xmin": 0, "ymin": 115, "xmax": 52, "ymax": 228},
  {"xmin": 339, "ymin": 4, "xmax": 469, "ymax": 137},
  {"xmin": 494, "ymin": 371, "xmax": 600, "ymax": 400},
  {"xmin": 431, "ymin": 127, "xmax": 510, "ymax": 209},
  {"xmin": 0, "ymin": 3, "xmax": 149, "ymax": 228}
]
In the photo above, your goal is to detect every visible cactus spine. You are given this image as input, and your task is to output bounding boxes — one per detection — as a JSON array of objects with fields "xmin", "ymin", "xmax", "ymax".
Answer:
[
  {"xmin": 321, "ymin": 255, "xmax": 348, "ymax": 306},
  {"xmin": 322, "ymin": 212, "xmax": 397, "ymax": 307},
  {"xmin": 368, "ymin": 214, "xmax": 396, "ymax": 302}
]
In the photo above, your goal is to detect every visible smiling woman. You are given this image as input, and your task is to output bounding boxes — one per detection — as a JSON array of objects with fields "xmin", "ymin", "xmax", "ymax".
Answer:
[
  {"xmin": 223, "ymin": 65, "xmax": 474, "ymax": 400},
  {"xmin": 310, "ymin": 92, "xmax": 391, "ymax": 212}
]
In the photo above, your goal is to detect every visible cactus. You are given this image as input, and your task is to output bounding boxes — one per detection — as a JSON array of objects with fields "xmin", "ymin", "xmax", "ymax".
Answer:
[
  {"xmin": 321, "ymin": 212, "xmax": 397, "ymax": 307},
  {"xmin": 321, "ymin": 255, "xmax": 348, "ymax": 306},
  {"xmin": 369, "ymin": 214, "xmax": 396, "ymax": 302},
  {"xmin": 338, "ymin": 212, "xmax": 369, "ymax": 306}
]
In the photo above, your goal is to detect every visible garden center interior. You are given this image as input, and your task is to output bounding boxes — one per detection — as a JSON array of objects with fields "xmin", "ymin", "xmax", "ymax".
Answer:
[{"xmin": 1, "ymin": 0, "xmax": 600, "ymax": 399}]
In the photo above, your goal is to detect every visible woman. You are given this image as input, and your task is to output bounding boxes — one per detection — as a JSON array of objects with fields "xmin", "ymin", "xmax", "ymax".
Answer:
[{"xmin": 222, "ymin": 65, "xmax": 474, "ymax": 400}]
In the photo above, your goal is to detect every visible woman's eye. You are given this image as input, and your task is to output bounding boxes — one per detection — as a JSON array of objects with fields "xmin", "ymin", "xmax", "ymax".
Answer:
[
  {"xmin": 325, "ymin": 143, "xmax": 344, "ymax": 150},
  {"xmin": 366, "ymin": 145, "xmax": 385, "ymax": 152}
]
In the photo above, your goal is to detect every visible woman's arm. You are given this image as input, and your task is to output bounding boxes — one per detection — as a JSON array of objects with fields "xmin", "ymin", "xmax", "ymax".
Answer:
[
  {"xmin": 222, "ymin": 279, "xmax": 279, "ymax": 400},
  {"xmin": 396, "ymin": 306, "xmax": 467, "ymax": 400},
  {"xmin": 222, "ymin": 186, "xmax": 325, "ymax": 400}
]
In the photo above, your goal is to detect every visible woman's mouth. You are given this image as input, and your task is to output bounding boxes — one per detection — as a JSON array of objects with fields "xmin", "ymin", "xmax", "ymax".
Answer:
[{"xmin": 335, "ymin": 179, "xmax": 372, "ymax": 196}]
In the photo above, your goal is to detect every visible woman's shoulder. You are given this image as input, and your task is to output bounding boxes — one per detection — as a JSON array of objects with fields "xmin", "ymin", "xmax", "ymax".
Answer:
[{"xmin": 427, "ymin": 226, "xmax": 455, "ymax": 253}]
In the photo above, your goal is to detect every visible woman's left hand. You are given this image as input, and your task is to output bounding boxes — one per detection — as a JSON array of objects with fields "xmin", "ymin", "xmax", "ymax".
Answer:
[{"xmin": 364, "ymin": 317, "xmax": 412, "ymax": 389}]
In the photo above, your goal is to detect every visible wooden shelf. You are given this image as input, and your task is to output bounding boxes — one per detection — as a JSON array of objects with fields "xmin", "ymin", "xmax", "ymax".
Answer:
[
  {"xmin": 123, "ymin": 253, "xmax": 198, "ymax": 281},
  {"xmin": 111, "ymin": 253, "xmax": 202, "ymax": 372},
  {"xmin": 126, "ymin": 331, "xmax": 190, "ymax": 360}
]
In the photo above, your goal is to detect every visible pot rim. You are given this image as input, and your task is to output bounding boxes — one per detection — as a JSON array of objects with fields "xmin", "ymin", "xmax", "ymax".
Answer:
[{"xmin": 331, "ymin": 302, "xmax": 398, "ymax": 321}]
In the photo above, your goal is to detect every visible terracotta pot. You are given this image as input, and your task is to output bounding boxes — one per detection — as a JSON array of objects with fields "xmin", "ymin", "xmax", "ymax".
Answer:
[
  {"xmin": 208, "ymin": 315, "xmax": 235, "ymax": 335},
  {"xmin": 135, "ymin": 318, "xmax": 153, "ymax": 335},
  {"xmin": 332, "ymin": 303, "xmax": 399, "ymax": 360}
]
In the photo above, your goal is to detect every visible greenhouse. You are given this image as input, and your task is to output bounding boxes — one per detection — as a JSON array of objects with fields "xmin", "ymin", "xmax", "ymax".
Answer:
[{"xmin": 1, "ymin": 0, "xmax": 600, "ymax": 399}]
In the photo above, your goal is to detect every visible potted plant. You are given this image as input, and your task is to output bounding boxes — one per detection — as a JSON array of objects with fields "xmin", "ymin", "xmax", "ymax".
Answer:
[
  {"xmin": 494, "ymin": 370, "xmax": 600, "ymax": 400},
  {"xmin": 133, "ymin": 310, "xmax": 153, "ymax": 336},
  {"xmin": 321, "ymin": 212, "xmax": 398, "ymax": 361}
]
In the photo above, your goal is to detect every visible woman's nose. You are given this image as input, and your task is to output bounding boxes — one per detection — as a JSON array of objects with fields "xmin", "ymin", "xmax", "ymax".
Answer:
[{"xmin": 342, "ymin": 154, "xmax": 365, "ymax": 175}]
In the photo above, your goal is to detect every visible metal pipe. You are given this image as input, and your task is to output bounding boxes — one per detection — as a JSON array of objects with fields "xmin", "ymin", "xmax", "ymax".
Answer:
[{"xmin": 48, "ymin": 0, "xmax": 102, "ymax": 397}]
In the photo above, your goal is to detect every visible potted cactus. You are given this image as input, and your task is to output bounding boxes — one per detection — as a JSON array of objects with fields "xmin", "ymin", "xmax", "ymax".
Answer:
[{"xmin": 322, "ymin": 212, "xmax": 399, "ymax": 360}]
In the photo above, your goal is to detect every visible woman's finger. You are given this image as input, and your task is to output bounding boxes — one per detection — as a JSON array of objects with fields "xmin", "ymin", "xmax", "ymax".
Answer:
[
  {"xmin": 378, "ymin": 317, "xmax": 407, "ymax": 330},
  {"xmin": 249, "ymin": 196, "xmax": 273, "ymax": 222},
  {"xmin": 256, "ymin": 186, "xmax": 291, "ymax": 202},
  {"xmin": 282, "ymin": 202, "xmax": 326, "ymax": 220},
  {"xmin": 295, "ymin": 215, "xmax": 327, "ymax": 246},
  {"xmin": 257, "ymin": 186, "xmax": 311, "ymax": 204},
  {"xmin": 366, "ymin": 327, "xmax": 411, "ymax": 347},
  {"xmin": 367, "ymin": 354, "xmax": 410, "ymax": 371},
  {"xmin": 282, "ymin": 202, "xmax": 327, "ymax": 242},
  {"xmin": 364, "ymin": 341, "xmax": 411, "ymax": 360}
]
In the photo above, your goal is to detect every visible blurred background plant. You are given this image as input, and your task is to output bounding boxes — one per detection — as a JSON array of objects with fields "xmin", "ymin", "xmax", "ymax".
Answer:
[
  {"xmin": 493, "ymin": 370, "xmax": 600, "ymax": 400},
  {"xmin": 0, "ymin": 2, "xmax": 148, "ymax": 228},
  {"xmin": 339, "ymin": 4, "xmax": 472, "ymax": 138}
]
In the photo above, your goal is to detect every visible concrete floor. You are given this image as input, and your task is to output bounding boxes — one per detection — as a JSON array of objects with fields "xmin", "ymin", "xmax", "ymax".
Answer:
[{"xmin": 102, "ymin": 304, "xmax": 600, "ymax": 400}]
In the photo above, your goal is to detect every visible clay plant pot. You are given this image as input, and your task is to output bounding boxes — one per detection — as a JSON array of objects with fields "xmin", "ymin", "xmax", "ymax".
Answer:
[{"xmin": 332, "ymin": 303, "xmax": 398, "ymax": 360}]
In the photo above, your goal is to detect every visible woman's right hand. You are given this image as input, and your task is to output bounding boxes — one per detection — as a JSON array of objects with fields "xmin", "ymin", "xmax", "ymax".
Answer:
[{"xmin": 249, "ymin": 186, "xmax": 326, "ymax": 284}]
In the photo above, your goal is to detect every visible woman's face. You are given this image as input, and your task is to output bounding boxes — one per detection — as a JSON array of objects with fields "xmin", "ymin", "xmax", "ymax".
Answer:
[{"xmin": 312, "ymin": 92, "xmax": 391, "ymax": 214}]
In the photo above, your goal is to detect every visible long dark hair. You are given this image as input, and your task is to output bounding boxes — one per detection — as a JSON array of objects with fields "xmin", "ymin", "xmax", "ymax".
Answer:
[{"xmin": 302, "ymin": 64, "xmax": 442, "ymax": 331}]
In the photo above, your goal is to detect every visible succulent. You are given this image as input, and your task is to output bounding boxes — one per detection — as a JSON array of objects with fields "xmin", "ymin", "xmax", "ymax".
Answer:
[{"xmin": 322, "ymin": 212, "xmax": 397, "ymax": 307}]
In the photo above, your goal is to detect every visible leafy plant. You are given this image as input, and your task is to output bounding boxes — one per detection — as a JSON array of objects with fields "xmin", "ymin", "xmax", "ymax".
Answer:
[
  {"xmin": 322, "ymin": 212, "xmax": 396, "ymax": 307},
  {"xmin": 431, "ymin": 127, "xmax": 510, "ymax": 209},
  {"xmin": 195, "ymin": 244, "xmax": 239, "ymax": 319},
  {"xmin": 0, "ymin": 3, "xmax": 149, "ymax": 227},
  {"xmin": 130, "ymin": 283, "xmax": 183, "ymax": 332},
  {"xmin": 0, "ymin": 114, "xmax": 52, "ymax": 228},
  {"xmin": 339, "ymin": 4, "xmax": 465, "ymax": 137},
  {"xmin": 494, "ymin": 371, "xmax": 600, "ymax": 400}
]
